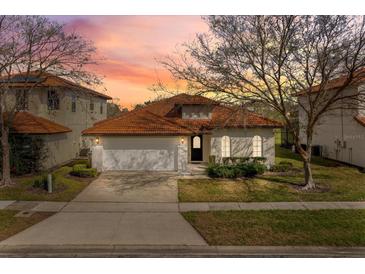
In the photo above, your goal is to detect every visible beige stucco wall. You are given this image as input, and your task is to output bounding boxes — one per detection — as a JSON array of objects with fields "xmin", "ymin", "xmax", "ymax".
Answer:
[
  {"xmin": 298, "ymin": 85, "xmax": 365, "ymax": 167},
  {"xmin": 6, "ymin": 87, "xmax": 108, "ymax": 169},
  {"xmin": 210, "ymin": 128, "xmax": 276, "ymax": 166}
]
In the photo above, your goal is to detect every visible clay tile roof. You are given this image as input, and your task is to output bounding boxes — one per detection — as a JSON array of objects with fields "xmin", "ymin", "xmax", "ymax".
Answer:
[
  {"xmin": 8, "ymin": 112, "xmax": 72, "ymax": 134},
  {"xmin": 83, "ymin": 93, "xmax": 282, "ymax": 136},
  {"xmin": 296, "ymin": 68, "xmax": 365, "ymax": 96},
  {"xmin": 2, "ymin": 71, "xmax": 112, "ymax": 100},
  {"xmin": 211, "ymin": 105, "xmax": 283, "ymax": 128},
  {"xmin": 354, "ymin": 115, "xmax": 365, "ymax": 127},
  {"xmin": 82, "ymin": 109, "xmax": 193, "ymax": 136}
]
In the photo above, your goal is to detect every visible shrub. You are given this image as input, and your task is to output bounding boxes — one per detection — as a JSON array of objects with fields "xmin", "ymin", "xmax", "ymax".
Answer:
[
  {"xmin": 252, "ymin": 157, "xmax": 267, "ymax": 163},
  {"xmin": 236, "ymin": 162, "xmax": 266, "ymax": 177},
  {"xmin": 2, "ymin": 135, "xmax": 48, "ymax": 175},
  {"xmin": 207, "ymin": 162, "xmax": 266, "ymax": 178},
  {"xmin": 222, "ymin": 157, "xmax": 230, "ymax": 165},
  {"xmin": 71, "ymin": 164, "xmax": 97, "ymax": 177},
  {"xmin": 67, "ymin": 159, "xmax": 90, "ymax": 168}
]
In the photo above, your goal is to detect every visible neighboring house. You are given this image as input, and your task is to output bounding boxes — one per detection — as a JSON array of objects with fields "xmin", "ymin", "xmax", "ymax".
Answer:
[
  {"xmin": 298, "ymin": 75, "xmax": 365, "ymax": 168},
  {"xmin": 4, "ymin": 72, "xmax": 111, "ymax": 169},
  {"xmin": 83, "ymin": 93, "xmax": 281, "ymax": 172}
]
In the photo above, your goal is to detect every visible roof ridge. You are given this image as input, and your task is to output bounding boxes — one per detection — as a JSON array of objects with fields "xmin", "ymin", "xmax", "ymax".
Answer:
[{"xmin": 143, "ymin": 109, "xmax": 194, "ymax": 133}]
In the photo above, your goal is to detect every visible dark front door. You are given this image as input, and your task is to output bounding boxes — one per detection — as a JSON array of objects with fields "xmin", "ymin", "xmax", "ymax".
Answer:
[{"xmin": 191, "ymin": 135, "xmax": 203, "ymax": 161}]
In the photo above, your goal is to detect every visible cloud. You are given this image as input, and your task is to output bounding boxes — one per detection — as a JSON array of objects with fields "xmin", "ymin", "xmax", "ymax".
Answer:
[{"xmin": 51, "ymin": 16, "xmax": 208, "ymax": 105}]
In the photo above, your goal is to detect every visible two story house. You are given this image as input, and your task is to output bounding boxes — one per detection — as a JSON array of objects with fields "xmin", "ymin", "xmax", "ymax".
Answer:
[
  {"xmin": 298, "ymin": 75, "xmax": 365, "ymax": 168},
  {"xmin": 6, "ymin": 72, "xmax": 111, "ymax": 169},
  {"xmin": 82, "ymin": 93, "xmax": 281, "ymax": 172}
]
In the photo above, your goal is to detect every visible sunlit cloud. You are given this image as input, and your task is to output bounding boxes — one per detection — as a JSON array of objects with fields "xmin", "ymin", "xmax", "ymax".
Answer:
[{"xmin": 51, "ymin": 16, "xmax": 208, "ymax": 107}]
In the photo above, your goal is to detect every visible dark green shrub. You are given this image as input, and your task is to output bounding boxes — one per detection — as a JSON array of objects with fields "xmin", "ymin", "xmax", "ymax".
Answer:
[
  {"xmin": 71, "ymin": 164, "xmax": 97, "ymax": 177},
  {"xmin": 236, "ymin": 162, "xmax": 266, "ymax": 177},
  {"xmin": 207, "ymin": 162, "xmax": 266, "ymax": 178},
  {"xmin": 1, "ymin": 134, "xmax": 48, "ymax": 175}
]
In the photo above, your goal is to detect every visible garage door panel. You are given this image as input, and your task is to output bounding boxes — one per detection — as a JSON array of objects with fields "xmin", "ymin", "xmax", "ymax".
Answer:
[
  {"xmin": 101, "ymin": 137, "xmax": 179, "ymax": 171},
  {"xmin": 103, "ymin": 149, "xmax": 176, "ymax": 171}
]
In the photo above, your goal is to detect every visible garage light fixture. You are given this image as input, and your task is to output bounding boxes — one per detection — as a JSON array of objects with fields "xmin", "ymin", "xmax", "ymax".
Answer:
[
  {"xmin": 95, "ymin": 136, "xmax": 100, "ymax": 145},
  {"xmin": 180, "ymin": 137, "xmax": 185, "ymax": 144}
]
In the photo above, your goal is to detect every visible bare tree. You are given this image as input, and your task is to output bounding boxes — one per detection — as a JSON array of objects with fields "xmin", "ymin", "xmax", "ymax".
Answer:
[
  {"xmin": 162, "ymin": 15, "xmax": 365, "ymax": 190},
  {"xmin": 0, "ymin": 16, "xmax": 102, "ymax": 187}
]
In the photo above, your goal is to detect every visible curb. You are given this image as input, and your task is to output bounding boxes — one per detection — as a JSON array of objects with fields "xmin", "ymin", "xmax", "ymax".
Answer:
[{"xmin": 1, "ymin": 245, "xmax": 365, "ymax": 257}]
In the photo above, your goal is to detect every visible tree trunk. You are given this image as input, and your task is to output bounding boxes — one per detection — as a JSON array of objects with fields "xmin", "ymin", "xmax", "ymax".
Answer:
[
  {"xmin": 303, "ymin": 158, "xmax": 315, "ymax": 190},
  {"xmin": 0, "ymin": 126, "xmax": 13, "ymax": 187},
  {"xmin": 295, "ymin": 139, "xmax": 316, "ymax": 190}
]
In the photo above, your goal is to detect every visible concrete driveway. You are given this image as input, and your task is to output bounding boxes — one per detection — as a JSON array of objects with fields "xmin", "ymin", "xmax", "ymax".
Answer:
[
  {"xmin": 73, "ymin": 171, "xmax": 178, "ymax": 202},
  {"xmin": 0, "ymin": 171, "xmax": 207, "ymax": 247}
]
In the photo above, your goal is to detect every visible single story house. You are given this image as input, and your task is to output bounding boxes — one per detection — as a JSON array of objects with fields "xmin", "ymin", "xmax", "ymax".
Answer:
[{"xmin": 82, "ymin": 93, "xmax": 282, "ymax": 172}]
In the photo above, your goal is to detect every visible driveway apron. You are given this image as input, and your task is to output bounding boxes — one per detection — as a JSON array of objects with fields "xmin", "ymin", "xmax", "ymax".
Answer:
[{"xmin": 0, "ymin": 172, "xmax": 207, "ymax": 246}]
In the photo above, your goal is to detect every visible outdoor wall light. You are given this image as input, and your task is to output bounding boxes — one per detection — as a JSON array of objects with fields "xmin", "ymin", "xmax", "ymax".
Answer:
[
  {"xmin": 95, "ymin": 136, "xmax": 100, "ymax": 145},
  {"xmin": 180, "ymin": 137, "xmax": 185, "ymax": 144}
]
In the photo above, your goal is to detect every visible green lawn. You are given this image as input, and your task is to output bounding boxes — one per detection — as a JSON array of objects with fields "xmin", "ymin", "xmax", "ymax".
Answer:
[
  {"xmin": 183, "ymin": 209, "xmax": 365, "ymax": 246},
  {"xmin": 178, "ymin": 146, "xmax": 365, "ymax": 202},
  {"xmin": 0, "ymin": 166, "xmax": 94, "ymax": 202},
  {"xmin": 0, "ymin": 210, "xmax": 53, "ymax": 241}
]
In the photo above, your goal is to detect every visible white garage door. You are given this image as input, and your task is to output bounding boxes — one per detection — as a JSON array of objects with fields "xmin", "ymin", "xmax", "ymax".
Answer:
[{"xmin": 101, "ymin": 136, "xmax": 179, "ymax": 171}]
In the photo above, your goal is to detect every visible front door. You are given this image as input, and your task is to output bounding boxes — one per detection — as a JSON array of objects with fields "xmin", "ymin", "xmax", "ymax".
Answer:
[{"xmin": 191, "ymin": 135, "xmax": 203, "ymax": 161}]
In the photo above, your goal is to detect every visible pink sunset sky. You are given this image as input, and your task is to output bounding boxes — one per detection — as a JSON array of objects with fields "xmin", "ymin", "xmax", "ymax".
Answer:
[{"xmin": 52, "ymin": 16, "xmax": 208, "ymax": 108}]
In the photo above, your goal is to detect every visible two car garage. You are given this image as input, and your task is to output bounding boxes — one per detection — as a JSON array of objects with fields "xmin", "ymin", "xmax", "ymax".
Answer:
[{"xmin": 98, "ymin": 136, "xmax": 180, "ymax": 171}]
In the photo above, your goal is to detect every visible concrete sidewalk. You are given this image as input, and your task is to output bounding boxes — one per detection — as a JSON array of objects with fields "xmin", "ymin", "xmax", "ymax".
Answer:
[
  {"xmin": 2, "ymin": 200, "xmax": 365, "ymax": 212},
  {"xmin": 0, "ymin": 244, "xmax": 364, "ymax": 257}
]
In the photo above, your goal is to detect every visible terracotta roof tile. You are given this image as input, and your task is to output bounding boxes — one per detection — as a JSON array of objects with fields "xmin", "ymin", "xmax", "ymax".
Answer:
[
  {"xmin": 297, "ymin": 68, "xmax": 365, "ymax": 96},
  {"xmin": 83, "ymin": 93, "xmax": 282, "ymax": 136},
  {"xmin": 2, "ymin": 71, "xmax": 112, "ymax": 100},
  {"xmin": 354, "ymin": 115, "xmax": 365, "ymax": 127},
  {"xmin": 82, "ymin": 109, "xmax": 193, "ymax": 136},
  {"xmin": 8, "ymin": 112, "xmax": 72, "ymax": 134}
]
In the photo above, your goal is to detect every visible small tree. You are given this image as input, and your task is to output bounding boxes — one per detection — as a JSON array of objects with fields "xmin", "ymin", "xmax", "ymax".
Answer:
[
  {"xmin": 162, "ymin": 15, "xmax": 365, "ymax": 190},
  {"xmin": 0, "ymin": 16, "xmax": 101, "ymax": 186}
]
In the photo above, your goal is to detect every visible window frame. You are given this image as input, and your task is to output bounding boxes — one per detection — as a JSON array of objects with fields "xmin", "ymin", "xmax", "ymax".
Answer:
[
  {"xmin": 252, "ymin": 135, "xmax": 263, "ymax": 157},
  {"xmin": 192, "ymin": 136, "xmax": 201, "ymax": 149},
  {"xmin": 221, "ymin": 135, "xmax": 231, "ymax": 158},
  {"xmin": 90, "ymin": 100, "xmax": 94, "ymax": 112},
  {"xmin": 100, "ymin": 102, "xmax": 103, "ymax": 114},
  {"xmin": 47, "ymin": 89, "xmax": 60, "ymax": 110},
  {"xmin": 15, "ymin": 89, "xmax": 29, "ymax": 110},
  {"xmin": 71, "ymin": 95, "xmax": 77, "ymax": 113}
]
